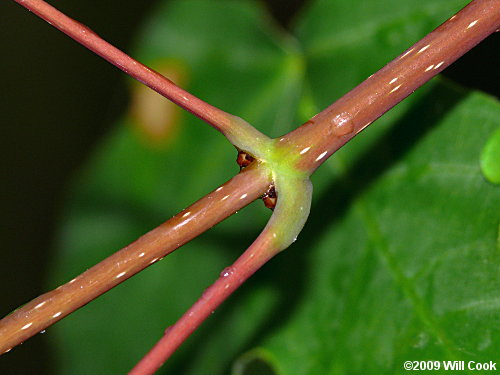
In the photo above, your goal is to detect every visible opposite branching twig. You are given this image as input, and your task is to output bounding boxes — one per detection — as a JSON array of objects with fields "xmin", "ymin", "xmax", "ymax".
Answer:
[
  {"xmin": 1, "ymin": 0, "xmax": 499, "ymax": 374},
  {"xmin": 130, "ymin": 175, "xmax": 312, "ymax": 375}
]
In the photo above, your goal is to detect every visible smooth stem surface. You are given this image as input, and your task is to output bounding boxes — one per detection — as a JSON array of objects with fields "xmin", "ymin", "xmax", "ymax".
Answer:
[
  {"xmin": 131, "ymin": 172, "xmax": 313, "ymax": 374},
  {"xmin": 281, "ymin": 0, "xmax": 500, "ymax": 174},
  {"xmin": 2, "ymin": 0, "xmax": 499, "ymax": 363},
  {"xmin": 0, "ymin": 166, "xmax": 271, "ymax": 354},
  {"xmin": 13, "ymin": 0, "xmax": 240, "ymax": 135},
  {"xmin": 128, "ymin": 1, "xmax": 500, "ymax": 371},
  {"xmin": 129, "ymin": 233, "xmax": 279, "ymax": 375}
]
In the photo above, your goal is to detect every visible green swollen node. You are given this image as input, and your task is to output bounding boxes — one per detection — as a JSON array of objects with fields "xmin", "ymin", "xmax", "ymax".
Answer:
[{"xmin": 229, "ymin": 116, "xmax": 313, "ymax": 253}]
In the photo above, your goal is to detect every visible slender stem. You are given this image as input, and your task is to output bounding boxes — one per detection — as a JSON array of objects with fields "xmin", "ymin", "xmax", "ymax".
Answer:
[
  {"xmin": 0, "ymin": 166, "xmax": 271, "ymax": 354},
  {"xmin": 2, "ymin": 0, "xmax": 499, "ymax": 364},
  {"xmin": 12, "ymin": 0, "xmax": 240, "ymax": 135},
  {"xmin": 128, "ymin": 1, "xmax": 500, "ymax": 371},
  {"xmin": 280, "ymin": 0, "xmax": 500, "ymax": 174},
  {"xmin": 130, "ymin": 173, "xmax": 313, "ymax": 374},
  {"xmin": 129, "ymin": 224, "xmax": 281, "ymax": 375}
]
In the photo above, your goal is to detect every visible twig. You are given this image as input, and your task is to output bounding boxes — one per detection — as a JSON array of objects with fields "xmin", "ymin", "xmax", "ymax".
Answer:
[
  {"xmin": 0, "ymin": 166, "xmax": 271, "ymax": 354},
  {"xmin": 281, "ymin": 0, "xmax": 500, "ymax": 174},
  {"xmin": 12, "ymin": 0, "xmax": 247, "ymax": 136},
  {"xmin": 1, "ymin": 0, "xmax": 499, "ymax": 366},
  {"xmin": 130, "ymin": 175, "xmax": 313, "ymax": 375},
  {"xmin": 129, "ymin": 228, "xmax": 279, "ymax": 375},
  {"xmin": 128, "ymin": 1, "xmax": 500, "ymax": 372}
]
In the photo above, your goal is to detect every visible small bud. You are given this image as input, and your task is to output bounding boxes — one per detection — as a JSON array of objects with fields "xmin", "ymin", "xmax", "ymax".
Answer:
[
  {"xmin": 236, "ymin": 150, "xmax": 255, "ymax": 169},
  {"xmin": 262, "ymin": 186, "xmax": 277, "ymax": 210}
]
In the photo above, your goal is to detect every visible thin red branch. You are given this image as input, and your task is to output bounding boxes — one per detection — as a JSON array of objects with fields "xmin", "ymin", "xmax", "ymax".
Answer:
[
  {"xmin": 129, "ymin": 173, "xmax": 312, "ymax": 374},
  {"xmin": 2, "ymin": 0, "xmax": 499, "ymax": 366},
  {"xmin": 0, "ymin": 165, "xmax": 271, "ymax": 354},
  {"xmin": 12, "ymin": 0, "xmax": 239, "ymax": 135},
  {"xmin": 280, "ymin": 0, "xmax": 500, "ymax": 174},
  {"xmin": 129, "ymin": 224, "xmax": 280, "ymax": 375},
  {"xmin": 128, "ymin": 1, "xmax": 500, "ymax": 371}
]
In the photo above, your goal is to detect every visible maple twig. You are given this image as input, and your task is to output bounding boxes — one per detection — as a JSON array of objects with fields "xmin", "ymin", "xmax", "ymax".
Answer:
[
  {"xmin": 280, "ymin": 0, "xmax": 500, "ymax": 174},
  {"xmin": 12, "ymin": 0, "xmax": 250, "ymax": 137},
  {"xmin": 127, "ymin": 1, "xmax": 500, "ymax": 371},
  {"xmin": 130, "ymin": 175, "xmax": 313, "ymax": 375},
  {"xmin": 2, "ymin": 0, "xmax": 498, "ymax": 363},
  {"xmin": 129, "ymin": 231, "xmax": 279, "ymax": 375},
  {"xmin": 0, "ymin": 166, "xmax": 271, "ymax": 354}
]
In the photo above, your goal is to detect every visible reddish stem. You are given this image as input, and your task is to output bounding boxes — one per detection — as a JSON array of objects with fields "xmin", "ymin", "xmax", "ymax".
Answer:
[
  {"xmin": 129, "ymin": 226, "xmax": 280, "ymax": 375},
  {"xmin": 128, "ymin": 1, "xmax": 500, "ymax": 372},
  {"xmin": 2, "ymin": 0, "xmax": 499, "ymax": 367},
  {"xmin": 280, "ymin": 0, "xmax": 500, "ymax": 174},
  {"xmin": 12, "ymin": 0, "xmax": 239, "ymax": 135},
  {"xmin": 130, "ymin": 176, "xmax": 311, "ymax": 373},
  {"xmin": 0, "ymin": 166, "xmax": 271, "ymax": 354}
]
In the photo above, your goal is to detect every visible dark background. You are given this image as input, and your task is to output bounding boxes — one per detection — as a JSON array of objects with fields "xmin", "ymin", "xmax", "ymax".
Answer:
[{"xmin": 0, "ymin": 0, "xmax": 497, "ymax": 373}]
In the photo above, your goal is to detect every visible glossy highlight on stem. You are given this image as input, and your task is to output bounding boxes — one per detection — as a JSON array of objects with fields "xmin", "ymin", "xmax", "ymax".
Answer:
[{"xmin": 1, "ymin": 0, "xmax": 499, "ymax": 373}]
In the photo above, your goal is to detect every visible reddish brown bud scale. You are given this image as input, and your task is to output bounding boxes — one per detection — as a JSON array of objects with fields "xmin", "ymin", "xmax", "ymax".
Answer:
[
  {"xmin": 5, "ymin": 0, "xmax": 500, "ymax": 370},
  {"xmin": 236, "ymin": 150, "xmax": 255, "ymax": 169},
  {"xmin": 262, "ymin": 186, "xmax": 277, "ymax": 210}
]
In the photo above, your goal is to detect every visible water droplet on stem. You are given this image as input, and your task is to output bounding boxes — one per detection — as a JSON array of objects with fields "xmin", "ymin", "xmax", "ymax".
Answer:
[{"xmin": 220, "ymin": 267, "xmax": 234, "ymax": 278}]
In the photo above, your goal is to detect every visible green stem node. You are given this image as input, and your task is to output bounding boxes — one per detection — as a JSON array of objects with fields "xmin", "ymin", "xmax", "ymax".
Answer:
[{"xmin": 228, "ymin": 121, "xmax": 313, "ymax": 253}]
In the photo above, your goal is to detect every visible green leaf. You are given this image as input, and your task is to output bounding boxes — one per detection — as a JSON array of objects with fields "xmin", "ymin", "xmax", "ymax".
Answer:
[
  {"xmin": 48, "ymin": 0, "xmax": 499, "ymax": 374},
  {"xmin": 481, "ymin": 127, "xmax": 500, "ymax": 184},
  {"xmin": 262, "ymin": 89, "xmax": 500, "ymax": 375}
]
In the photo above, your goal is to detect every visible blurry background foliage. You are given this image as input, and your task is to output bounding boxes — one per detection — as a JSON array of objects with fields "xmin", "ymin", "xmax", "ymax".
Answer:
[{"xmin": 0, "ymin": 0, "xmax": 499, "ymax": 374}]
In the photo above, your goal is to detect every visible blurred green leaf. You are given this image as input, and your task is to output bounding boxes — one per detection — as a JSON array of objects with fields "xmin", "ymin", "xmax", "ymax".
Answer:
[
  {"xmin": 481, "ymin": 127, "xmax": 500, "ymax": 184},
  {"xmin": 49, "ymin": 0, "xmax": 499, "ymax": 374}
]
